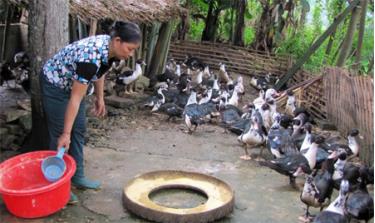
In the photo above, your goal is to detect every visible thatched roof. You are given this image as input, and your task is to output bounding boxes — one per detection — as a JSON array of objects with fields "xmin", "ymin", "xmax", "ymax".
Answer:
[{"xmin": 7, "ymin": 0, "xmax": 185, "ymax": 23}]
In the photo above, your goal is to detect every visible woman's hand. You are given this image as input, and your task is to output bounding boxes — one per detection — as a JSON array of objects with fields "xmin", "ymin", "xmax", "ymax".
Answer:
[
  {"xmin": 57, "ymin": 132, "xmax": 71, "ymax": 150},
  {"xmin": 93, "ymin": 97, "xmax": 106, "ymax": 117}
]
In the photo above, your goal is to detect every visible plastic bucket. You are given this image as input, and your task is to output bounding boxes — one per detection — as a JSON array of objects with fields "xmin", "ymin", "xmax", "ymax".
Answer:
[{"xmin": 0, "ymin": 151, "xmax": 76, "ymax": 218}]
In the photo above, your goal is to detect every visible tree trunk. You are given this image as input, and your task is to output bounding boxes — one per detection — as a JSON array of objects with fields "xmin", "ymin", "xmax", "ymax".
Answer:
[
  {"xmin": 177, "ymin": 0, "xmax": 191, "ymax": 40},
  {"xmin": 252, "ymin": 1, "xmax": 273, "ymax": 51},
  {"xmin": 148, "ymin": 21, "xmax": 174, "ymax": 86},
  {"xmin": 233, "ymin": 0, "xmax": 246, "ymax": 46},
  {"xmin": 275, "ymin": 0, "xmax": 360, "ymax": 90},
  {"xmin": 26, "ymin": 0, "xmax": 69, "ymax": 151},
  {"xmin": 323, "ymin": 18, "xmax": 337, "ymax": 65},
  {"xmin": 368, "ymin": 54, "xmax": 374, "ymax": 76},
  {"xmin": 352, "ymin": 0, "xmax": 368, "ymax": 72},
  {"xmin": 201, "ymin": 0, "xmax": 221, "ymax": 42},
  {"xmin": 336, "ymin": 1, "xmax": 361, "ymax": 67}
]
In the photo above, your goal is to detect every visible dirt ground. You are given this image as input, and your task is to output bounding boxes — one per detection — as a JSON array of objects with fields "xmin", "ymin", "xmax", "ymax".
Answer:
[{"xmin": 0, "ymin": 78, "xmax": 373, "ymax": 223}]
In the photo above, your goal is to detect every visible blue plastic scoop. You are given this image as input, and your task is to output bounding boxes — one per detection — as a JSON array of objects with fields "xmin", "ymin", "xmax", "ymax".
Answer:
[{"xmin": 41, "ymin": 147, "xmax": 66, "ymax": 182}]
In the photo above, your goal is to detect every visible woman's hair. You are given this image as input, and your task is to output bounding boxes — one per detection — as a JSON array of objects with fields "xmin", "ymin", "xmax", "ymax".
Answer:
[{"xmin": 109, "ymin": 21, "xmax": 142, "ymax": 43}]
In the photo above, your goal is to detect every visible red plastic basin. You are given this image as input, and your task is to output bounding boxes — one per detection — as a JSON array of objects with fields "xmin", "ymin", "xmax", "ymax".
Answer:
[{"xmin": 0, "ymin": 151, "xmax": 76, "ymax": 218}]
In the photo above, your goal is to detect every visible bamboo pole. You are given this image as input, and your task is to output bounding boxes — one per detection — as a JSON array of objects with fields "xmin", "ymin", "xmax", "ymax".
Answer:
[
  {"xmin": 1, "ymin": 4, "xmax": 13, "ymax": 62},
  {"xmin": 148, "ymin": 21, "xmax": 174, "ymax": 83},
  {"xmin": 145, "ymin": 22, "xmax": 160, "ymax": 75}
]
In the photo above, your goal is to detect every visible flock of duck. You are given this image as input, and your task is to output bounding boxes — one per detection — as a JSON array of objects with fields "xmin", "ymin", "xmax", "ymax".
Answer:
[{"xmin": 115, "ymin": 56, "xmax": 374, "ymax": 223}]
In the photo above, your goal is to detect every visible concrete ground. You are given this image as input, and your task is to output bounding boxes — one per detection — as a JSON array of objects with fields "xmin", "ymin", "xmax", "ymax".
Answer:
[{"xmin": 0, "ymin": 84, "xmax": 373, "ymax": 223}]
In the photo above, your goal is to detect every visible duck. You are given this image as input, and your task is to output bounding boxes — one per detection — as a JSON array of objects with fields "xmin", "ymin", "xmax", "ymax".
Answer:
[
  {"xmin": 345, "ymin": 166, "xmax": 374, "ymax": 223},
  {"xmin": 253, "ymin": 88, "xmax": 280, "ymax": 109},
  {"xmin": 250, "ymin": 73, "xmax": 277, "ymax": 90},
  {"xmin": 152, "ymin": 102, "xmax": 184, "ymax": 122},
  {"xmin": 0, "ymin": 62, "xmax": 15, "ymax": 87},
  {"xmin": 116, "ymin": 59, "xmax": 146, "ymax": 94},
  {"xmin": 235, "ymin": 75, "xmax": 245, "ymax": 95},
  {"xmin": 184, "ymin": 90, "xmax": 204, "ymax": 134},
  {"xmin": 300, "ymin": 123, "xmax": 331, "ymax": 169},
  {"xmin": 198, "ymin": 88, "xmax": 213, "ymax": 104},
  {"xmin": 144, "ymin": 86, "xmax": 167, "ymax": 108},
  {"xmin": 222, "ymin": 104, "xmax": 254, "ymax": 135},
  {"xmin": 183, "ymin": 54, "xmax": 205, "ymax": 70},
  {"xmin": 237, "ymin": 110, "xmax": 267, "ymax": 160},
  {"xmin": 266, "ymin": 113, "xmax": 297, "ymax": 158},
  {"xmin": 313, "ymin": 180, "xmax": 350, "ymax": 223},
  {"xmin": 202, "ymin": 65, "xmax": 211, "ymax": 79},
  {"xmin": 325, "ymin": 129, "xmax": 361, "ymax": 159},
  {"xmin": 299, "ymin": 157, "xmax": 336, "ymax": 222},
  {"xmin": 285, "ymin": 89, "xmax": 297, "ymax": 116},
  {"xmin": 227, "ymin": 85, "xmax": 241, "ymax": 107},
  {"xmin": 218, "ymin": 63, "xmax": 231, "ymax": 85},
  {"xmin": 250, "ymin": 75, "xmax": 269, "ymax": 90},
  {"xmin": 259, "ymin": 135, "xmax": 324, "ymax": 188},
  {"xmin": 332, "ymin": 153, "xmax": 362, "ymax": 191},
  {"xmin": 259, "ymin": 103, "xmax": 272, "ymax": 130}
]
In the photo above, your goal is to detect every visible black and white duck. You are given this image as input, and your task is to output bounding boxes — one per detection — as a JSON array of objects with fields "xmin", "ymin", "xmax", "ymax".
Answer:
[
  {"xmin": 198, "ymin": 88, "xmax": 213, "ymax": 104},
  {"xmin": 266, "ymin": 113, "xmax": 297, "ymax": 158},
  {"xmin": 227, "ymin": 85, "xmax": 242, "ymax": 107},
  {"xmin": 221, "ymin": 104, "xmax": 254, "ymax": 135},
  {"xmin": 156, "ymin": 62, "xmax": 181, "ymax": 84},
  {"xmin": 259, "ymin": 103, "xmax": 272, "ymax": 130},
  {"xmin": 325, "ymin": 129, "xmax": 361, "ymax": 159},
  {"xmin": 184, "ymin": 90, "xmax": 201, "ymax": 133},
  {"xmin": 250, "ymin": 73, "xmax": 276, "ymax": 90},
  {"xmin": 300, "ymin": 123, "xmax": 331, "ymax": 169},
  {"xmin": 313, "ymin": 180, "xmax": 350, "ymax": 223},
  {"xmin": 285, "ymin": 89, "xmax": 297, "ymax": 116},
  {"xmin": 237, "ymin": 110, "xmax": 267, "ymax": 160},
  {"xmin": 152, "ymin": 102, "xmax": 184, "ymax": 122},
  {"xmin": 332, "ymin": 153, "xmax": 362, "ymax": 191},
  {"xmin": 253, "ymin": 88, "xmax": 280, "ymax": 109},
  {"xmin": 259, "ymin": 135, "xmax": 324, "ymax": 188},
  {"xmin": 345, "ymin": 166, "xmax": 374, "ymax": 223},
  {"xmin": 218, "ymin": 63, "xmax": 231, "ymax": 85},
  {"xmin": 299, "ymin": 157, "xmax": 336, "ymax": 222},
  {"xmin": 144, "ymin": 86, "xmax": 167, "ymax": 108},
  {"xmin": 183, "ymin": 54, "xmax": 205, "ymax": 70},
  {"xmin": 183, "ymin": 90, "xmax": 217, "ymax": 133},
  {"xmin": 115, "ymin": 59, "xmax": 146, "ymax": 94}
]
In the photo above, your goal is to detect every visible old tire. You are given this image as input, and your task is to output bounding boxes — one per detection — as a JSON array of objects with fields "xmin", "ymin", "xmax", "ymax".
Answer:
[{"xmin": 123, "ymin": 170, "xmax": 234, "ymax": 223}]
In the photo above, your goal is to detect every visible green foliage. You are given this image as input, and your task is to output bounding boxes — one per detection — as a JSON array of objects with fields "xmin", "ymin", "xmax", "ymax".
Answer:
[
  {"xmin": 182, "ymin": 0, "xmax": 374, "ymax": 74},
  {"xmin": 188, "ymin": 19, "xmax": 206, "ymax": 40},
  {"xmin": 312, "ymin": 0, "xmax": 323, "ymax": 34},
  {"xmin": 243, "ymin": 26, "xmax": 255, "ymax": 45}
]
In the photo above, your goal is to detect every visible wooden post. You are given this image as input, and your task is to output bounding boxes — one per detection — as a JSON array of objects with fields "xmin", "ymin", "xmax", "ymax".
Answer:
[
  {"xmin": 148, "ymin": 21, "xmax": 174, "ymax": 84},
  {"xmin": 141, "ymin": 24, "xmax": 148, "ymax": 62},
  {"xmin": 69, "ymin": 15, "xmax": 78, "ymax": 42},
  {"xmin": 274, "ymin": 0, "xmax": 360, "ymax": 90},
  {"xmin": 89, "ymin": 19, "xmax": 98, "ymax": 36},
  {"xmin": 77, "ymin": 18, "xmax": 88, "ymax": 39},
  {"xmin": 1, "ymin": 4, "xmax": 13, "ymax": 62}
]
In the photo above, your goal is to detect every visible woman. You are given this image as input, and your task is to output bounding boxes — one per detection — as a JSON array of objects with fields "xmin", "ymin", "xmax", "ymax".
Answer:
[{"xmin": 40, "ymin": 21, "xmax": 141, "ymax": 203}]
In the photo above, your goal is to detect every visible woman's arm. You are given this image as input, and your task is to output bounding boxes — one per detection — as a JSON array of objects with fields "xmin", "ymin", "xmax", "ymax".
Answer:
[
  {"xmin": 57, "ymin": 80, "xmax": 88, "ymax": 150},
  {"xmin": 93, "ymin": 75, "xmax": 106, "ymax": 117}
]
